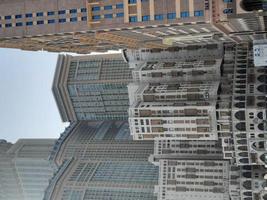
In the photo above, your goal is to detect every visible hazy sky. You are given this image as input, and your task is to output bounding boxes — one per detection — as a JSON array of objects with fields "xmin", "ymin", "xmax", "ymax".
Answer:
[{"xmin": 0, "ymin": 48, "xmax": 69, "ymax": 143}]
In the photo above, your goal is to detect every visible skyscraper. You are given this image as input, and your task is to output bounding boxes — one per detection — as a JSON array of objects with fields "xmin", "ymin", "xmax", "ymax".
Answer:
[
  {"xmin": 45, "ymin": 121, "xmax": 159, "ymax": 200},
  {"xmin": 53, "ymin": 53, "xmax": 132, "ymax": 122},
  {"xmin": 127, "ymin": 43, "xmax": 223, "ymax": 140},
  {"xmin": 0, "ymin": 139, "xmax": 57, "ymax": 200},
  {"xmin": 0, "ymin": 140, "xmax": 22, "ymax": 200},
  {"xmin": 0, "ymin": 0, "xmax": 264, "ymax": 53},
  {"xmin": 127, "ymin": 41, "xmax": 267, "ymax": 165}
]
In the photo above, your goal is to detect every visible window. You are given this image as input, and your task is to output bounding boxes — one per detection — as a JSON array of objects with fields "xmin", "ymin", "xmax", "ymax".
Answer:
[
  {"xmin": 36, "ymin": 12, "xmax": 43, "ymax": 17},
  {"xmin": 167, "ymin": 13, "xmax": 176, "ymax": 19},
  {"xmin": 58, "ymin": 10, "xmax": 66, "ymax": 15},
  {"xmin": 223, "ymin": 0, "xmax": 233, "ymax": 2},
  {"xmin": 5, "ymin": 23, "xmax": 12, "ymax": 28},
  {"xmin": 116, "ymin": 3, "xmax": 124, "ymax": 9},
  {"xmin": 16, "ymin": 22, "xmax": 23, "ymax": 27},
  {"xmin": 104, "ymin": 5, "xmax": 113, "ymax": 10},
  {"xmin": 48, "ymin": 19, "xmax": 55, "ymax": 24},
  {"xmin": 37, "ymin": 20, "xmax": 44, "ymax": 25},
  {"xmin": 15, "ymin": 14, "xmax": 22, "ymax": 19},
  {"xmin": 142, "ymin": 15, "xmax": 150, "ymax": 21},
  {"xmin": 128, "ymin": 0, "xmax": 137, "ymax": 3},
  {"xmin": 104, "ymin": 14, "xmax": 113, "ymax": 19},
  {"xmin": 181, "ymin": 11, "xmax": 189, "ymax": 18},
  {"xmin": 70, "ymin": 17, "xmax": 77, "ymax": 22},
  {"xmin": 129, "ymin": 16, "xmax": 137, "ymax": 22},
  {"xmin": 26, "ymin": 21, "xmax": 33, "ymax": 26},
  {"xmin": 92, "ymin": 15, "xmax": 101, "ymax": 20},
  {"xmin": 81, "ymin": 8, "xmax": 87, "ymax": 12},
  {"xmin": 81, "ymin": 16, "xmax": 87, "ymax": 21},
  {"xmin": 92, "ymin": 6, "xmax": 100, "ymax": 11},
  {"xmin": 0, "ymin": 24, "xmax": 1, "ymax": 28},
  {"xmin": 47, "ymin": 11, "xmax": 55, "ymax": 16},
  {"xmin": 5, "ymin": 16, "xmax": 11, "ymax": 20},
  {"xmin": 155, "ymin": 14, "xmax": 163, "ymax": 20},
  {"xmin": 58, "ymin": 18, "xmax": 66, "ymax": 23},
  {"xmin": 194, "ymin": 10, "xmax": 204, "ymax": 17},
  {"xmin": 25, "ymin": 13, "xmax": 32, "ymax": 18},
  {"xmin": 70, "ymin": 9, "xmax": 77, "ymax": 14},
  {"xmin": 116, "ymin": 13, "xmax": 124, "ymax": 17},
  {"xmin": 223, "ymin": 8, "xmax": 233, "ymax": 14}
]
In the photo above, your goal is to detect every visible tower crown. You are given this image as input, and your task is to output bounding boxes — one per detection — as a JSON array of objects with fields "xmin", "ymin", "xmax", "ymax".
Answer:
[{"xmin": 240, "ymin": 0, "xmax": 267, "ymax": 11}]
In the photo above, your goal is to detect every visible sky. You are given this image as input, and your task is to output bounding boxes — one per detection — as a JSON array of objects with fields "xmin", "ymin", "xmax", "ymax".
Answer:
[{"xmin": 0, "ymin": 48, "xmax": 69, "ymax": 143}]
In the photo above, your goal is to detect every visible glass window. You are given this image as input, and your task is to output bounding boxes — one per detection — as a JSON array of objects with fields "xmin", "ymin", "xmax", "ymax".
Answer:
[
  {"xmin": 70, "ymin": 9, "xmax": 77, "ymax": 14},
  {"xmin": 116, "ymin": 3, "xmax": 124, "ymax": 9},
  {"xmin": 92, "ymin": 6, "xmax": 100, "ymax": 11},
  {"xmin": 26, "ymin": 21, "xmax": 33, "ymax": 26},
  {"xmin": 16, "ymin": 22, "xmax": 23, "ymax": 27},
  {"xmin": 194, "ymin": 10, "xmax": 204, "ymax": 17},
  {"xmin": 81, "ymin": 16, "xmax": 87, "ymax": 21},
  {"xmin": 104, "ymin": 14, "xmax": 113, "ymax": 19},
  {"xmin": 70, "ymin": 17, "xmax": 77, "ymax": 22},
  {"xmin": 47, "ymin": 11, "xmax": 55, "ymax": 16},
  {"xmin": 36, "ymin": 12, "xmax": 43, "ymax": 17},
  {"xmin": 58, "ymin": 10, "xmax": 66, "ymax": 15},
  {"xmin": 180, "ymin": 11, "xmax": 189, "ymax": 18},
  {"xmin": 104, "ymin": 5, "xmax": 113, "ymax": 10},
  {"xmin": 129, "ymin": 16, "xmax": 137, "ymax": 22},
  {"xmin": 223, "ymin": 8, "xmax": 233, "ymax": 14},
  {"xmin": 223, "ymin": 0, "xmax": 232, "ymax": 2},
  {"xmin": 25, "ymin": 13, "xmax": 32, "ymax": 18},
  {"xmin": 5, "ymin": 23, "xmax": 12, "ymax": 28},
  {"xmin": 92, "ymin": 15, "xmax": 101, "ymax": 20},
  {"xmin": 167, "ymin": 13, "xmax": 176, "ymax": 19},
  {"xmin": 15, "ymin": 14, "xmax": 22, "ymax": 19},
  {"xmin": 5, "ymin": 16, "xmax": 11, "ymax": 20},
  {"xmin": 81, "ymin": 8, "xmax": 87, "ymax": 12},
  {"xmin": 37, "ymin": 20, "xmax": 44, "ymax": 25},
  {"xmin": 116, "ymin": 13, "xmax": 124, "ymax": 17},
  {"xmin": 48, "ymin": 19, "xmax": 55, "ymax": 24},
  {"xmin": 129, "ymin": 0, "xmax": 137, "ymax": 4},
  {"xmin": 155, "ymin": 14, "xmax": 164, "ymax": 20},
  {"xmin": 58, "ymin": 18, "xmax": 66, "ymax": 23},
  {"xmin": 142, "ymin": 15, "xmax": 150, "ymax": 21}
]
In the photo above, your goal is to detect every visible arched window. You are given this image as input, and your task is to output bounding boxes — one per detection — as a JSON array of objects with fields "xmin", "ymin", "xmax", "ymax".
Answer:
[
  {"xmin": 236, "ymin": 122, "xmax": 246, "ymax": 131},
  {"xmin": 258, "ymin": 123, "xmax": 264, "ymax": 131},
  {"xmin": 235, "ymin": 111, "xmax": 246, "ymax": 120},
  {"xmin": 257, "ymin": 84, "xmax": 267, "ymax": 93},
  {"xmin": 258, "ymin": 75, "xmax": 267, "ymax": 83}
]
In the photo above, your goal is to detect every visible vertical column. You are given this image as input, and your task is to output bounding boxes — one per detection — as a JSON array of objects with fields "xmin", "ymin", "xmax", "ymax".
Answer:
[
  {"xmin": 175, "ymin": 0, "xmax": 180, "ymax": 18},
  {"xmin": 189, "ymin": 0, "xmax": 194, "ymax": 17},
  {"xmin": 137, "ymin": 0, "xmax": 142, "ymax": 22},
  {"xmin": 149, "ymin": 0, "xmax": 154, "ymax": 20},
  {"xmin": 123, "ymin": 0, "xmax": 129, "ymax": 23}
]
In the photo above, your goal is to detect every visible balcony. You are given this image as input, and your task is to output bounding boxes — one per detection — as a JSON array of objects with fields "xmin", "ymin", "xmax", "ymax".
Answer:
[
  {"xmin": 151, "ymin": 119, "xmax": 162, "ymax": 125},
  {"xmin": 152, "ymin": 127, "xmax": 164, "ymax": 133},
  {"xmin": 139, "ymin": 110, "xmax": 152, "ymax": 117}
]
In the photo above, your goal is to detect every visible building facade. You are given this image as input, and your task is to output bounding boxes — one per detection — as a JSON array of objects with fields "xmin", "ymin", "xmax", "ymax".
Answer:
[
  {"xmin": 148, "ymin": 139, "xmax": 232, "ymax": 200},
  {"xmin": 45, "ymin": 121, "xmax": 159, "ymax": 200},
  {"xmin": 53, "ymin": 53, "xmax": 132, "ymax": 122},
  {"xmin": 155, "ymin": 159, "xmax": 230, "ymax": 200},
  {"xmin": 0, "ymin": 0, "xmax": 265, "ymax": 53},
  {"xmin": 127, "ymin": 43, "xmax": 223, "ymax": 140},
  {"xmin": 0, "ymin": 139, "xmax": 56, "ymax": 200},
  {"xmin": 124, "ymin": 41, "xmax": 267, "ymax": 200}
]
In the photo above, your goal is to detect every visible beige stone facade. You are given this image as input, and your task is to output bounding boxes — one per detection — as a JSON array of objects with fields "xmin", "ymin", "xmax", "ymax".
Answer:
[{"xmin": 0, "ymin": 0, "xmax": 264, "ymax": 53}]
